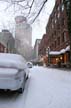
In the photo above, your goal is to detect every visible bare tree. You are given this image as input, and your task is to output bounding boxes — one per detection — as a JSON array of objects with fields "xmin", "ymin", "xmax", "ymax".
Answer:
[{"xmin": 0, "ymin": 0, "xmax": 48, "ymax": 23}]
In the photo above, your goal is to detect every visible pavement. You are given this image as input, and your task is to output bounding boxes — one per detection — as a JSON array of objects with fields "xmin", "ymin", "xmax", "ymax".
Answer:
[{"xmin": 46, "ymin": 64, "xmax": 71, "ymax": 71}]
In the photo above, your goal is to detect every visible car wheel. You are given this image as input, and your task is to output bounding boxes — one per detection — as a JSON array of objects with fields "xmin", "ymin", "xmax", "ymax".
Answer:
[
  {"xmin": 26, "ymin": 75, "xmax": 29, "ymax": 80},
  {"xmin": 18, "ymin": 86, "xmax": 24, "ymax": 94},
  {"xmin": 18, "ymin": 75, "xmax": 26, "ymax": 93}
]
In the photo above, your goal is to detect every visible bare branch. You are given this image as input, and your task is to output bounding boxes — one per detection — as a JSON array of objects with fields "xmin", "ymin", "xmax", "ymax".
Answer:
[
  {"xmin": 31, "ymin": 0, "xmax": 48, "ymax": 24},
  {"xmin": 17, "ymin": 3, "xmax": 30, "ymax": 10},
  {"xmin": 27, "ymin": 0, "xmax": 34, "ymax": 17},
  {"xmin": 1, "ymin": 0, "xmax": 48, "ymax": 23}
]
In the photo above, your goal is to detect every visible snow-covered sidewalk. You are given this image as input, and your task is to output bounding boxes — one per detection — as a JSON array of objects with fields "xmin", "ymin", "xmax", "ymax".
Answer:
[{"xmin": 24, "ymin": 66, "xmax": 71, "ymax": 108}]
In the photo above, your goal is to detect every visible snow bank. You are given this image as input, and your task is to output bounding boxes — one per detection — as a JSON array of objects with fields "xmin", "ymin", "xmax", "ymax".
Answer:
[
  {"xmin": 0, "ymin": 53, "xmax": 26, "ymax": 70},
  {"xmin": 65, "ymin": 45, "xmax": 70, "ymax": 51},
  {"xmin": 60, "ymin": 49, "xmax": 65, "ymax": 54},
  {"xmin": 49, "ymin": 51, "xmax": 60, "ymax": 55}
]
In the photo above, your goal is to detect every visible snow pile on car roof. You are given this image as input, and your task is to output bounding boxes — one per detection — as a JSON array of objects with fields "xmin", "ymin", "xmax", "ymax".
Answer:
[{"xmin": 0, "ymin": 53, "xmax": 26, "ymax": 69}]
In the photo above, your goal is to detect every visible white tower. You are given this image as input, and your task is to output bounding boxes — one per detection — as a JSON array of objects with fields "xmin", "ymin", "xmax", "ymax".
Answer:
[{"xmin": 15, "ymin": 16, "xmax": 32, "ymax": 60}]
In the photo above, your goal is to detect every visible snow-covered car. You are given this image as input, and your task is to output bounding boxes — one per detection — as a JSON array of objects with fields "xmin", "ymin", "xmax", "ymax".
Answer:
[
  {"xmin": 0, "ymin": 53, "xmax": 29, "ymax": 93},
  {"xmin": 27, "ymin": 62, "xmax": 33, "ymax": 68}
]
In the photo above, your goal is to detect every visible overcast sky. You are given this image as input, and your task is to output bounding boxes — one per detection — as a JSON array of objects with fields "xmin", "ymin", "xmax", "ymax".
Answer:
[{"xmin": 0, "ymin": 0, "xmax": 55, "ymax": 47}]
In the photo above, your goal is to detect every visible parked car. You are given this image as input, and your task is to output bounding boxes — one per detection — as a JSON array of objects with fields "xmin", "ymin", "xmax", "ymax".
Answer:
[
  {"xmin": 0, "ymin": 53, "xmax": 29, "ymax": 93},
  {"xmin": 27, "ymin": 62, "xmax": 33, "ymax": 68}
]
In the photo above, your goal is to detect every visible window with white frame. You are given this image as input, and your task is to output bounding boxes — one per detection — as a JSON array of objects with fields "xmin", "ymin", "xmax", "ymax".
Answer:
[
  {"xmin": 58, "ymin": 12, "xmax": 60, "ymax": 18},
  {"xmin": 62, "ymin": 4, "xmax": 64, "ymax": 11}
]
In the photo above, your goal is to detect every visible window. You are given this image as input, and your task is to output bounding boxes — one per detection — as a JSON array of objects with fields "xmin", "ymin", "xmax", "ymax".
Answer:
[
  {"xmin": 52, "ymin": 24, "xmax": 54, "ymax": 29},
  {"xmin": 61, "ymin": 0, "xmax": 63, "ymax": 3},
  {"xmin": 58, "ymin": 37, "xmax": 60, "ymax": 45},
  {"xmin": 55, "ymin": 19, "xmax": 57, "ymax": 24},
  {"xmin": 62, "ymin": 32, "xmax": 66, "ymax": 42},
  {"xmin": 61, "ymin": 17, "xmax": 64, "ymax": 26},
  {"xmin": 57, "ymin": 23, "xmax": 60, "ymax": 29},
  {"xmin": 62, "ymin": 4, "xmax": 64, "ymax": 11},
  {"xmin": 54, "ymin": 31, "xmax": 56, "ymax": 36},
  {"xmin": 51, "ymin": 43, "xmax": 54, "ymax": 49},
  {"xmin": 57, "ymin": 6, "xmax": 60, "ymax": 11},
  {"xmin": 55, "ymin": 13, "xmax": 56, "ymax": 17},
  {"xmin": 55, "ymin": 41, "xmax": 56, "ymax": 48},
  {"xmin": 52, "ymin": 19, "xmax": 54, "ymax": 29},
  {"xmin": 58, "ymin": 13, "xmax": 60, "ymax": 18},
  {"xmin": 67, "ymin": 1, "xmax": 70, "ymax": 10},
  {"xmin": 64, "ymin": 33, "xmax": 67, "ymax": 42},
  {"xmin": 52, "ymin": 34, "xmax": 54, "ymax": 39},
  {"xmin": 62, "ymin": 34, "xmax": 64, "ymax": 42}
]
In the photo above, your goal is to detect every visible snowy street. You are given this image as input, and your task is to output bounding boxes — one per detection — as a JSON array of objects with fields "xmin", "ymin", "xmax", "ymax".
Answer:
[{"xmin": 0, "ymin": 66, "xmax": 71, "ymax": 108}]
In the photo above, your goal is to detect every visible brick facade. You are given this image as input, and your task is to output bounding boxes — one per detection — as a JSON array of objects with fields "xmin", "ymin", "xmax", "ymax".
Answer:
[
  {"xmin": 0, "ymin": 43, "xmax": 6, "ymax": 53},
  {"xmin": 39, "ymin": 0, "xmax": 71, "ymax": 65},
  {"xmin": 46, "ymin": 0, "xmax": 70, "ymax": 51},
  {"xmin": 38, "ymin": 34, "xmax": 48, "ymax": 56}
]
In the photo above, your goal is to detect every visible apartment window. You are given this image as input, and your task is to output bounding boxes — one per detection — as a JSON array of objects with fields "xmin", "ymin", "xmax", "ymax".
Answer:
[
  {"xmin": 57, "ymin": 23, "xmax": 60, "ymax": 29},
  {"xmin": 52, "ymin": 23, "xmax": 54, "ymax": 29},
  {"xmin": 61, "ymin": 17, "xmax": 64, "ymax": 26},
  {"xmin": 52, "ymin": 43, "xmax": 54, "ymax": 49},
  {"xmin": 61, "ymin": 0, "xmax": 63, "ymax": 3},
  {"xmin": 57, "ymin": 12, "xmax": 60, "ymax": 18},
  {"xmin": 62, "ymin": 32, "xmax": 67, "ymax": 42},
  {"xmin": 58, "ymin": 37, "xmax": 60, "ymax": 45},
  {"xmin": 62, "ymin": 34, "xmax": 64, "ymax": 42},
  {"xmin": 52, "ymin": 34, "xmax": 54, "ymax": 39},
  {"xmin": 64, "ymin": 33, "xmax": 67, "ymax": 42},
  {"xmin": 55, "ymin": 41, "xmax": 56, "ymax": 48},
  {"xmin": 54, "ymin": 31, "xmax": 56, "ymax": 36},
  {"xmin": 57, "ymin": 6, "xmax": 60, "ymax": 11},
  {"xmin": 55, "ymin": 19, "xmax": 57, "ymax": 24},
  {"xmin": 55, "ymin": 13, "xmax": 56, "ymax": 18},
  {"xmin": 67, "ymin": 1, "xmax": 70, "ymax": 10},
  {"xmin": 62, "ymin": 4, "xmax": 64, "ymax": 11}
]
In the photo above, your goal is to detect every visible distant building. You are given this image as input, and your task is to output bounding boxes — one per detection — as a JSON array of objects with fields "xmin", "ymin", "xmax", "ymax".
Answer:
[
  {"xmin": 0, "ymin": 29, "xmax": 15, "ymax": 53},
  {"xmin": 15, "ymin": 16, "xmax": 32, "ymax": 60},
  {"xmin": 34, "ymin": 39, "xmax": 41, "ymax": 59},
  {"xmin": 38, "ymin": 34, "xmax": 48, "ymax": 56}
]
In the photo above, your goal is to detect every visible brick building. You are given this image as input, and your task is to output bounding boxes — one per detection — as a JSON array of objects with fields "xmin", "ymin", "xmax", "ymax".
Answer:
[
  {"xmin": 0, "ymin": 30, "xmax": 15, "ymax": 53},
  {"xmin": 34, "ymin": 39, "xmax": 41, "ymax": 59},
  {"xmin": 0, "ymin": 43, "xmax": 6, "ymax": 53},
  {"xmin": 38, "ymin": 34, "xmax": 48, "ymax": 56},
  {"xmin": 39, "ymin": 0, "xmax": 71, "ymax": 65}
]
